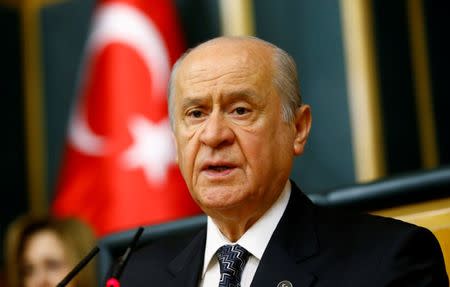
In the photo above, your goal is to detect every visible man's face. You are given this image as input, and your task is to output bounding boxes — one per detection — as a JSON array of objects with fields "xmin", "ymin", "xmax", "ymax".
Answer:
[{"xmin": 172, "ymin": 39, "xmax": 310, "ymax": 221}]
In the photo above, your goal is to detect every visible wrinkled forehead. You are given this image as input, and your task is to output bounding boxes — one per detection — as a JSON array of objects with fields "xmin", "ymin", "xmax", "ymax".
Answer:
[{"xmin": 176, "ymin": 38, "xmax": 274, "ymax": 84}]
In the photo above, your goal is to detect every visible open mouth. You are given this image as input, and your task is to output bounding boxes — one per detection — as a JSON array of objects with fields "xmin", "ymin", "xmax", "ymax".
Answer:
[
  {"xmin": 207, "ymin": 165, "xmax": 233, "ymax": 172},
  {"xmin": 201, "ymin": 162, "xmax": 237, "ymax": 176}
]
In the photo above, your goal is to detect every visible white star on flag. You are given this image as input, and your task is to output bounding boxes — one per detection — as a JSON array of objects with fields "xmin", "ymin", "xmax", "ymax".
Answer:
[{"xmin": 121, "ymin": 115, "xmax": 175, "ymax": 184}]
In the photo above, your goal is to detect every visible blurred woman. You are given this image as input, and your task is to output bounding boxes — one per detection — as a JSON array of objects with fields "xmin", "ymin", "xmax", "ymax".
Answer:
[{"xmin": 4, "ymin": 215, "xmax": 97, "ymax": 287}]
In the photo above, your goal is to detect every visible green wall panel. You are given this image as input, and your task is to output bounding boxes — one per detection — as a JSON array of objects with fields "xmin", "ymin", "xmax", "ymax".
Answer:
[{"xmin": 254, "ymin": 0, "xmax": 355, "ymax": 192}]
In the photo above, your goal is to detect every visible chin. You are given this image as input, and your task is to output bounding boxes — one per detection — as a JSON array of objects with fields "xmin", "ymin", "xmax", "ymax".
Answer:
[{"xmin": 196, "ymin": 186, "xmax": 248, "ymax": 210}]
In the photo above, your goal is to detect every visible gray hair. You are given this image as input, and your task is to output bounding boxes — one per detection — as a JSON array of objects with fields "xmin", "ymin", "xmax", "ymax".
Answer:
[{"xmin": 168, "ymin": 36, "xmax": 302, "ymax": 127}]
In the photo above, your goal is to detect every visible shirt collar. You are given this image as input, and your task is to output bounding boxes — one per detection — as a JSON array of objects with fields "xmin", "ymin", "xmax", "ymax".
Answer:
[{"xmin": 202, "ymin": 180, "xmax": 291, "ymax": 277}]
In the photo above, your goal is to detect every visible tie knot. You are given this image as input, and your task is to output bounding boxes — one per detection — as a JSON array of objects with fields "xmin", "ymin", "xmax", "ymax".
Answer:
[{"xmin": 217, "ymin": 244, "xmax": 250, "ymax": 287}]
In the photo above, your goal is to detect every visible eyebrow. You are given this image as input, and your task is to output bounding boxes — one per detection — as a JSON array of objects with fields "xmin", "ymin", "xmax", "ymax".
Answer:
[
  {"xmin": 181, "ymin": 97, "xmax": 205, "ymax": 112},
  {"xmin": 180, "ymin": 89, "xmax": 260, "ymax": 111},
  {"xmin": 223, "ymin": 89, "xmax": 259, "ymax": 103}
]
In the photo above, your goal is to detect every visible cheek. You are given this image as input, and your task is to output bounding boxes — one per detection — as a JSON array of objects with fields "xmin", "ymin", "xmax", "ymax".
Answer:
[
  {"xmin": 240, "ymin": 124, "xmax": 293, "ymax": 173},
  {"xmin": 175, "ymin": 132, "xmax": 199, "ymax": 179},
  {"xmin": 54, "ymin": 266, "xmax": 72, "ymax": 281},
  {"xmin": 238, "ymin": 128, "xmax": 271, "ymax": 172}
]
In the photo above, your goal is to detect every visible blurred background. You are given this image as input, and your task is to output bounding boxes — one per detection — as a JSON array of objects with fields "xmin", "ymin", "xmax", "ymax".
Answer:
[{"xmin": 0, "ymin": 0, "xmax": 448, "ymax": 281}]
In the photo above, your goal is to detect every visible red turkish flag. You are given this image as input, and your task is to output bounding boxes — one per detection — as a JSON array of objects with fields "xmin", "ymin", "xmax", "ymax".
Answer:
[{"xmin": 52, "ymin": 0, "xmax": 201, "ymax": 236}]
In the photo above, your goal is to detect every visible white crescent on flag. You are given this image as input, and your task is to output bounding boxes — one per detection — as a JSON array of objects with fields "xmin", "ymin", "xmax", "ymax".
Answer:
[
  {"xmin": 53, "ymin": 0, "xmax": 201, "ymax": 237},
  {"xmin": 68, "ymin": 2, "xmax": 171, "ymax": 156}
]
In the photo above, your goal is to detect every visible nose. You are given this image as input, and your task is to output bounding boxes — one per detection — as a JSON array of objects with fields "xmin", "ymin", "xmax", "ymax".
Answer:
[{"xmin": 199, "ymin": 111, "xmax": 235, "ymax": 148}]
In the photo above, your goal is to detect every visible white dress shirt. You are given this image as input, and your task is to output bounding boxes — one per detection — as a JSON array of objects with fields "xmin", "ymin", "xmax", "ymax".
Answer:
[{"xmin": 199, "ymin": 180, "xmax": 291, "ymax": 287}]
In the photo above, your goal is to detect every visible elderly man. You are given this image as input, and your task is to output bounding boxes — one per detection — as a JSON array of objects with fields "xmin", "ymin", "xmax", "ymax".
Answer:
[{"xmin": 122, "ymin": 37, "xmax": 448, "ymax": 286}]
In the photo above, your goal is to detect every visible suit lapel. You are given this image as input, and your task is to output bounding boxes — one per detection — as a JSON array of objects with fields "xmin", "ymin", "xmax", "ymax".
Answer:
[
  {"xmin": 167, "ymin": 228, "xmax": 206, "ymax": 287},
  {"xmin": 251, "ymin": 181, "xmax": 319, "ymax": 287},
  {"xmin": 165, "ymin": 182, "xmax": 319, "ymax": 287}
]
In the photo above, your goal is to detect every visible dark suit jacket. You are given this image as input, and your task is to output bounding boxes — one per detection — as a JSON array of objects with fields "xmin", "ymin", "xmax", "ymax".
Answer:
[{"xmin": 121, "ymin": 181, "xmax": 448, "ymax": 286}]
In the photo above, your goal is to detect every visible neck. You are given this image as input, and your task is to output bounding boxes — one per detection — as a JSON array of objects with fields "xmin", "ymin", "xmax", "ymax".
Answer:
[
  {"xmin": 208, "ymin": 180, "xmax": 289, "ymax": 242},
  {"xmin": 209, "ymin": 198, "xmax": 275, "ymax": 242},
  {"xmin": 212, "ymin": 214, "xmax": 260, "ymax": 242}
]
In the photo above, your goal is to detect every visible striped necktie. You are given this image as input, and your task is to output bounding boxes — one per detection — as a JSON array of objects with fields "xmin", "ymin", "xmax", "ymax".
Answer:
[{"xmin": 217, "ymin": 244, "xmax": 250, "ymax": 287}]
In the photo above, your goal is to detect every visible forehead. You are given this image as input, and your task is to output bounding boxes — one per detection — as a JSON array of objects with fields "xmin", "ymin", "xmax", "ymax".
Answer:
[
  {"xmin": 23, "ymin": 230, "xmax": 65, "ymax": 257},
  {"xmin": 176, "ymin": 39, "xmax": 274, "ymax": 92}
]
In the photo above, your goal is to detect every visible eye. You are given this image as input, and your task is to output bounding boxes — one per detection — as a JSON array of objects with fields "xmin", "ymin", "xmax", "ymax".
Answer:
[
  {"xmin": 233, "ymin": 107, "xmax": 249, "ymax": 115},
  {"xmin": 45, "ymin": 258, "xmax": 65, "ymax": 271},
  {"xmin": 187, "ymin": 110, "xmax": 203, "ymax": 118}
]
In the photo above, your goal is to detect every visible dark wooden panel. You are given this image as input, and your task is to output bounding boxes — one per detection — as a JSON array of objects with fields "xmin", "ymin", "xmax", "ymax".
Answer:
[
  {"xmin": 424, "ymin": 1, "xmax": 450, "ymax": 165},
  {"xmin": 0, "ymin": 5, "xmax": 28, "ymax": 266},
  {"xmin": 372, "ymin": 0, "xmax": 421, "ymax": 174}
]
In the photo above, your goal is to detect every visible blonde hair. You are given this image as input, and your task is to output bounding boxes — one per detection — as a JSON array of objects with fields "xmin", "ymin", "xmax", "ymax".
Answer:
[{"xmin": 4, "ymin": 215, "xmax": 97, "ymax": 287}]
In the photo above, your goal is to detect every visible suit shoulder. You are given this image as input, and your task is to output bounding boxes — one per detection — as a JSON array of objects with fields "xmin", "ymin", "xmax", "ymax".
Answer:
[
  {"xmin": 312, "ymin": 207, "xmax": 448, "ymax": 285},
  {"xmin": 313, "ymin": 206, "xmax": 443, "ymax": 253},
  {"xmin": 315, "ymin": 206, "xmax": 425, "ymax": 239}
]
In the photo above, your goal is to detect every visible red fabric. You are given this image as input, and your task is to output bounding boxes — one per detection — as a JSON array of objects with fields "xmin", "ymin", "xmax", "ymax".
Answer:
[{"xmin": 52, "ymin": 0, "xmax": 201, "ymax": 236}]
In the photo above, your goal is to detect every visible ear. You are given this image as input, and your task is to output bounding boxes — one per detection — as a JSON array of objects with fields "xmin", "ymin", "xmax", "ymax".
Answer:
[
  {"xmin": 293, "ymin": 105, "xmax": 312, "ymax": 156},
  {"xmin": 171, "ymin": 131, "xmax": 179, "ymax": 164}
]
